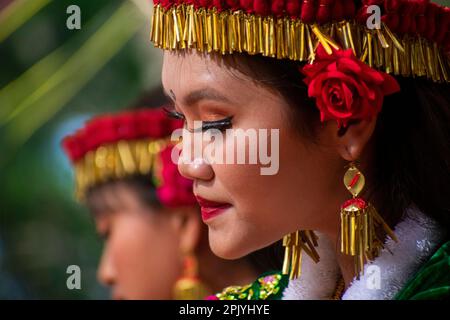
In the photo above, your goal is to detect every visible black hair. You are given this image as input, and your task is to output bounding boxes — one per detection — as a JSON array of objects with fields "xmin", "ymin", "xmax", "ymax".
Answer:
[{"xmin": 85, "ymin": 174, "xmax": 161, "ymax": 215}]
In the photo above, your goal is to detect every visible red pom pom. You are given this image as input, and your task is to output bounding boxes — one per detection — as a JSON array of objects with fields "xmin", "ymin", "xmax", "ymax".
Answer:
[
  {"xmin": 135, "ymin": 109, "xmax": 165, "ymax": 138},
  {"xmin": 341, "ymin": 0, "xmax": 355, "ymax": 19},
  {"xmin": 385, "ymin": 0, "xmax": 401, "ymax": 12},
  {"xmin": 397, "ymin": 0, "xmax": 416, "ymax": 34},
  {"xmin": 332, "ymin": 0, "xmax": 346, "ymax": 22},
  {"xmin": 356, "ymin": 0, "xmax": 383, "ymax": 24},
  {"xmin": 383, "ymin": 0, "xmax": 401, "ymax": 31},
  {"xmin": 225, "ymin": 0, "xmax": 240, "ymax": 10},
  {"xmin": 434, "ymin": 7, "xmax": 450, "ymax": 44},
  {"xmin": 271, "ymin": 0, "xmax": 285, "ymax": 17},
  {"xmin": 286, "ymin": 0, "xmax": 301, "ymax": 18},
  {"xmin": 240, "ymin": 0, "xmax": 254, "ymax": 13},
  {"xmin": 254, "ymin": 0, "xmax": 271, "ymax": 15},
  {"xmin": 86, "ymin": 115, "xmax": 117, "ymax": 152},
  {"xmin": 115, "ymin": 112, "xmax": 137, "ymax": 141},
  {"xmin": 61, "ymin": 132, "xmax": 85, "ymax": 163},
  {"xmin": 415, "ymin": 0, "xmax": 429, "ymax": 35},
  {"xmin": 159, "ymin": 0, "xmax": 175, "ymax": 9},
  {"xmin": 424, "ymin": 2, "xmax": 439, "ymax": 40},
  {"xmin": 301, "ymin": 0, "xmax": 317, "ymax": 23},
  {"xmin": 317, "ymin": 0, "xmax": 334, "ymax": 24},
  {"xmin": 212, "ymin": 0, "xmax": 226, "ymax": 11}
]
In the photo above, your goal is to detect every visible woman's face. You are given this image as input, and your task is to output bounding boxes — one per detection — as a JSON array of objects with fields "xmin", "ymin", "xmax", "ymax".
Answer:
[
  {"xmin": 162, "ymin": 50, "xmax": 348, "ymax": 260},
  {"xmin": 93, "ymin": 185, "xmax": 184, "ymax": 299}
]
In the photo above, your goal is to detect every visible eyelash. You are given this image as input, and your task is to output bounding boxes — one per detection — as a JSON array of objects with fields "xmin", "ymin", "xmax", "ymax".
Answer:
[{"xmin": 163, "ymin": 107, "xmax": 233, "ymax": 132}]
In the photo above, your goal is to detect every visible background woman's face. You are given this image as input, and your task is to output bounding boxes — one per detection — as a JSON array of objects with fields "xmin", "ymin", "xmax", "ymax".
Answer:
[
  {"xmin": 162, "ymin": 50, "xmax": 345, "ymax": 260},
  {"xmin": 94, "ymin": 185, "xmax": 182, "ymax": 299}
]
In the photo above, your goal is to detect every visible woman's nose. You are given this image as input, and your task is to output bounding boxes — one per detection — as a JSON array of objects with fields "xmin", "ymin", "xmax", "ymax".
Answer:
[
  {"xmin": 97, "ymin": 245, "xmax": 116, "ymax": 288},
  {"xmin": 178, "ymin": 154, "xmax": 214, "ymax": 181}
]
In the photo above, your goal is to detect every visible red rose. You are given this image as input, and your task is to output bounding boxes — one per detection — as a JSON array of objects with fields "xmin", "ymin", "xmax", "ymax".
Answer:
[{"xmin": 301, "ymin": 45, "xmax": 400, "ymax": 128}]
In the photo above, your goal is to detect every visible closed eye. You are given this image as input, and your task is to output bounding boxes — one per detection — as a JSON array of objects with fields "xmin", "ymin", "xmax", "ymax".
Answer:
[
  {"xmin": 199, "ymin": 116, "xmax": 233, "ymax": 132},
  {"xmin": 163, "ymin": 107, "xmax": 233, "ymax": 132},
  {"xmin": 163, "ymin": 106, "xmax": 185, "ymax": 120}
]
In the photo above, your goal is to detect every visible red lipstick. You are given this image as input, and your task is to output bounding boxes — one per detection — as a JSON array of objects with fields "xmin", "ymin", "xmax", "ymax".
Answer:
[{"xmin": 195, "ymin": 196, "xmax": 231, "ymax": 221}]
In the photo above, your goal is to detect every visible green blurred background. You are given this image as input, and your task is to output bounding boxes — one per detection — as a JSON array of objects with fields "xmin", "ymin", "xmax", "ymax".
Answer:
[
  {"xmin": 0, "ymin": 0, "xmax": 449, "ymax": 299},
  {"xmin": 0, "ymin": 0, "xmax": 163, "ymax": 299}
]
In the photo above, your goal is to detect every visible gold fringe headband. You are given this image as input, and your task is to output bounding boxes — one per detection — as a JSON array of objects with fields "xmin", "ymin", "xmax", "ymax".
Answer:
[
  {"xmin": 73, "ymin": 138, "xmax": 170, "ymax": 202},
  {"xmin": 150, "ymin": 4, "xmax": 450, "ymax": 83}
]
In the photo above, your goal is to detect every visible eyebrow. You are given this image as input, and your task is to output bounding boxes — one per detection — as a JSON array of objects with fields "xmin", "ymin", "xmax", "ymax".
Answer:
[{"xmin": 163, "ymin": 88, "xmax": 232, "ymax": 106}]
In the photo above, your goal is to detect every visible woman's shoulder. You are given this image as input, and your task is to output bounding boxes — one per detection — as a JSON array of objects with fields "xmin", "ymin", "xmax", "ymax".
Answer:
[
  {"xmin": 395, "ymin": 240, "xmax": 450, "ymax": 300},
  {"xmin": 206, "ymin": 271, "xmax": 289, "ymax": 300}
]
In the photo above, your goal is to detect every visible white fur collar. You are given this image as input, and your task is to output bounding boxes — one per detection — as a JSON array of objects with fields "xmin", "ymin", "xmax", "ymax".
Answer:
[
  {"xmin": 282, "ymin": 207, "xmax": 446, "ymax": 300},
  {"xmin": 282, "ymin": 233, "xmax": 341, "ymax": 299}
]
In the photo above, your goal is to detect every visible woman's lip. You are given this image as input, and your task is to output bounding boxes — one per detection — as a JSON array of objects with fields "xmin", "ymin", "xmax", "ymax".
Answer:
[{"xmin": 195, "ymin": 196, "xmax": 231, "ymax": 221}]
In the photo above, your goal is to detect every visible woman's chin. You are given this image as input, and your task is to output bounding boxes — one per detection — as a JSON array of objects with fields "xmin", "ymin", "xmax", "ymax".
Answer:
[
  {"xmin": 208, "ymin": 232, "xmax": 250, "ymax": 260},
  {"xmin": 209, "ymin": 229, "xmax": 267, "ymax": 260}
]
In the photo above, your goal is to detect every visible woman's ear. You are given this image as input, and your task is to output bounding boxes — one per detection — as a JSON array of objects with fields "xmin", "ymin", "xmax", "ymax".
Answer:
[
  {"xmin": 324, "ymin": 117, "xmax": 377, "ymax": 161},
  {"xmin": 168, "ymin": 207, "xmax": 202, "ymax": 254}
]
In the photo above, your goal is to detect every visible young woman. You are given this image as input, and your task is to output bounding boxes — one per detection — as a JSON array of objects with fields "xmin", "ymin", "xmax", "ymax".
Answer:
[
  {"xmin": 62, "ymin": 108, "xmax": 287, "ymax": 300},
  {"xmin": 149, "ymin": 0, "xmax": 450, "ymax": 299}
]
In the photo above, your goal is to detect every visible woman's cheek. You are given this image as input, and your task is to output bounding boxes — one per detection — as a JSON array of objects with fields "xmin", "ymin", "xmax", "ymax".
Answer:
[{"xmin": 112, "ymin": 215, "xmax": 180, "ymax": 299}]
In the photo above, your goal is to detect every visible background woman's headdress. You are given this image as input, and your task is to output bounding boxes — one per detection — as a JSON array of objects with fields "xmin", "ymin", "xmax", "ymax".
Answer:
[{"xmin": 62, "ymin": 108, "xmax": 196, "ymax": 207}]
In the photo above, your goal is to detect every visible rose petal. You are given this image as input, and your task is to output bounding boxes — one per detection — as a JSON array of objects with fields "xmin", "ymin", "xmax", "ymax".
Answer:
[
  {"xmin": 337, "ymin": 57, "xmax": 362, "ymax": 75},
  {"xmin": 381, "ymin": 73, "xmax": 401, "ymax": 95},
  {"xmin": 341, "ymin": 82, "xmax": 354, "ymax": 112}
]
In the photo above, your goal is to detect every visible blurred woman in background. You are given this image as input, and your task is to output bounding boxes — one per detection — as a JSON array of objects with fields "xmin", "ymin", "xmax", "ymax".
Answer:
[{"xmin": 62, "ymin": 107, "xmax": 286, "ymax": 300}]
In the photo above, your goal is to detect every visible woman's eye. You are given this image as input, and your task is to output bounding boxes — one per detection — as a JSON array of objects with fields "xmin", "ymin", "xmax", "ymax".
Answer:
[
  {"xmin": 200, "ymin": 116, "xmax": 233, "ymax": 132},
  {"xmin": 164, "ymin": 107, "xmax": 185, "ymax": 120},
  {"xmin": 163, "ymin": 107, "xmax": 232, "ymax": 132}
]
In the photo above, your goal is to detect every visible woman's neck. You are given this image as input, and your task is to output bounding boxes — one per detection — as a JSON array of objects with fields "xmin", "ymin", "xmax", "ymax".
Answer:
[{"xmin": 198, "ymin": 250, "xmax": 258, "ymax": 294}]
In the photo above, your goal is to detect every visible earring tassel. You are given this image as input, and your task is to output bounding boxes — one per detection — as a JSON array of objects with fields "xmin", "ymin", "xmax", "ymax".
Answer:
[
  {"xmin": 282, "ymin": 230, "xmax": 320, "ymax": 280},
  {"xmin": 340, "ymin": 163, "xmax": 398, "ymax": 278}
]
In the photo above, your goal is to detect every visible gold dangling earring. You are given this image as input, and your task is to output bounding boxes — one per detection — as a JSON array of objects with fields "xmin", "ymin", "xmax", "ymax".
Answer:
[
  {"xmin": 173, "ymin": 253, "xmax": 211, "ymax": 299},
  {"xmin": 340, "ymin": 161, "xmax": 398, "ymax": 278},
  {"xmin": 282, "ymin": 230, "xmax": 320, "ymax": 280}
]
